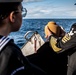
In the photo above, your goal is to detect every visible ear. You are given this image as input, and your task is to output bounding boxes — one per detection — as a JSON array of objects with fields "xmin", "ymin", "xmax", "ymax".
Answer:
[{"xmin": 9, "ymin": 12, "xmax": 16, "ymax": 22}]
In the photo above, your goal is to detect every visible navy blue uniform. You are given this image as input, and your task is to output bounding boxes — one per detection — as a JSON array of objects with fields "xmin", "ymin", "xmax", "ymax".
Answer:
[
  {"xmin": 0, "ymin": 36, "xmax": 46, "ymax": 75},
  {"xmin": 49, "ymin": 23, "xmax": 76, "ymax": 75}
]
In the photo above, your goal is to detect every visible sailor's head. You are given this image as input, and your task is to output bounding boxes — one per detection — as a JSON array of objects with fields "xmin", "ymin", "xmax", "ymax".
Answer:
[
  {"xmin": 0, "ymin": 0, "xmax": 27, "ymax": 32},
  {"xmin": 44, "ymin": 21, "xmax": 66, "ymax": 38},
  {"xmin": 0, "ymin": 0, "xmax": 27, "ymax": 21}
]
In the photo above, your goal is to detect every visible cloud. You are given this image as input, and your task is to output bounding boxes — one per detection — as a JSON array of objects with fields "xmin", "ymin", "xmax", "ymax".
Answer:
[
  {"xmin": 23, "ymin": 1, "xmax": 76, "ymax": 19},
  {"xmin": 23, "ymin": 0, "xmax": 43, "ymax": 2}
]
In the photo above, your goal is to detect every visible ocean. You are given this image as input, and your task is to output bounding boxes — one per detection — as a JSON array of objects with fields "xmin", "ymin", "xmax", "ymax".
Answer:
[{"xmin": 9, "ymin": 19, "xmax": 76, "ymax": 48}]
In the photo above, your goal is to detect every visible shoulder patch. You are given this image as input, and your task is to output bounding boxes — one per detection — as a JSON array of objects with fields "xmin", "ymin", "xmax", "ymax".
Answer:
[
  {"xmin": 50, "ymin": 36, "xmax": 61, "ymax": 52},
  {"xmin": 62, "ymin": 34, "xmax": 71, "ymax": 43}
]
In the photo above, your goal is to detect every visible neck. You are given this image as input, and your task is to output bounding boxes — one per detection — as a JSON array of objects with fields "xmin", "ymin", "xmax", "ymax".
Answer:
[
  {"xmin": 0, "ymin": 24, "xmax": 10, "ymax": 36},
  {"xmin": 0, "ymin": 30, "xmax": 9, "ymax": 37}
]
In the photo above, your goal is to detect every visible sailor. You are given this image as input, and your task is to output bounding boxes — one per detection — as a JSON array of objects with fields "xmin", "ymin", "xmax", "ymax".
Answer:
[
  {"xmin": 45, "ymin": 22, "xmax": 76, "ymax": 75},
  {"xmin": 44, "ymin": 21, "xmax": 66, "ymax": 42},
  {"xmin": 0, "ymin": 0, "xmax": 46, "ymax": 75}
]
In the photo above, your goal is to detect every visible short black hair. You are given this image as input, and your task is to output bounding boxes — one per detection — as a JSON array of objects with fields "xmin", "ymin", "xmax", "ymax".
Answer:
[
  {"xmin": 0, "ymin": 2, "xmax": 21, "ymax": 20},
  {"xmin": 70, "ymin": 23, "xmax": 76, "ymax": 31}
]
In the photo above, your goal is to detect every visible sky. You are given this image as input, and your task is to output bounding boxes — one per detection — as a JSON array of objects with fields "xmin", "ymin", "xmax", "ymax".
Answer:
[{"xmin": 22, "ymin": 0, "xmax": 76, "ymax": 19}]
